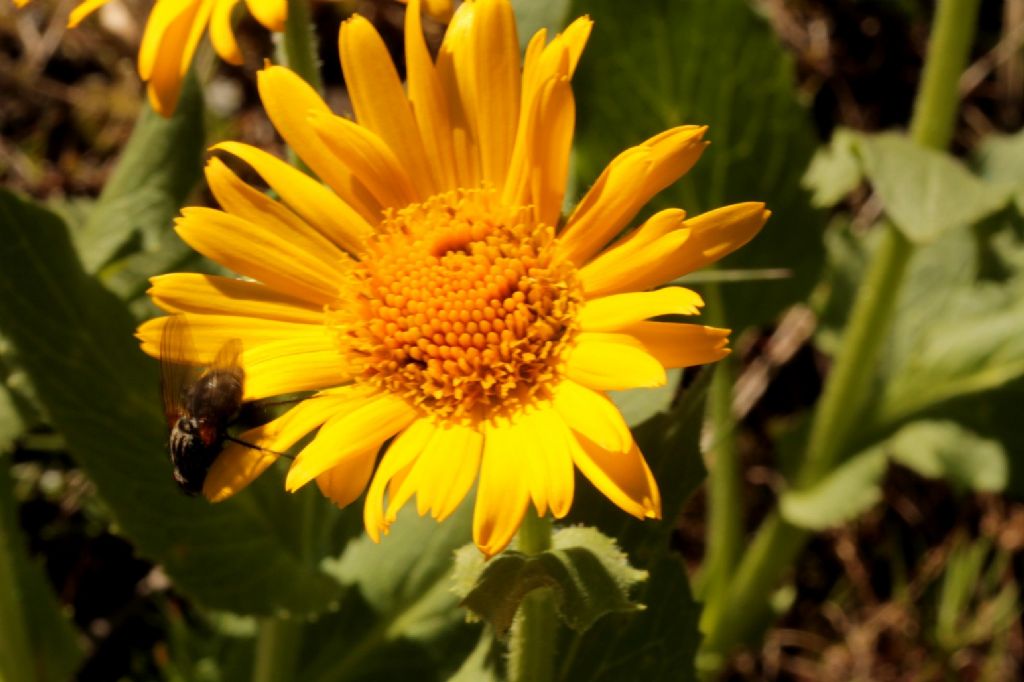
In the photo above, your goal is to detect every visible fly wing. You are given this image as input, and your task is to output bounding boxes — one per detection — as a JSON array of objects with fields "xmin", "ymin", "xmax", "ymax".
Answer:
[
  {"xmin": 211, "ymin": 337, "xmax": 244, "ymax": 375},
  {"xmin": 160, "ymin": 315, "xmax": 201, "ymax": 428}
]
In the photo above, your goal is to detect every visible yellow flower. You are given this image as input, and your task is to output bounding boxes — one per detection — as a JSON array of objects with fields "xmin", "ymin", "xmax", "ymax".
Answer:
[
  {"xmin": 137, "ymin": 0, "xmax": 768, "ymax": 556},
  {"xmin": 15, "ymin": 0, "xmax": 287, "ymax": 116}
]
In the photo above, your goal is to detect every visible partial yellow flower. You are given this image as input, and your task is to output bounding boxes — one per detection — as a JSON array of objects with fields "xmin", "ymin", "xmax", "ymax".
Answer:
[
  {"xmin": 16, "ymin": 0, "xmax": 287, "ymax": 116},
  {"xmin": 137, "ymin": 0, "xmax": 769, "ymax": 556}
]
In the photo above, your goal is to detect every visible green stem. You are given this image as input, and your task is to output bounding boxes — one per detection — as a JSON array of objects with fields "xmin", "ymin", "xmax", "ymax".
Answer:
[
  {"xmin": 0, "ymin": 461, "xmax": 35, "ymax": 682},
  {"xmin": 699, "ymin": 349, "xmax": 742, "ymax": 618},
  {"xmin": 251, "ymin": 489, "xmax": 319, "ymax": 681},
  {"xmin": 699, "ymin": 0, "xmax": 981, "ymax": 660},
  {"xmin": 510, "ymin": 513, "xmax": 556, "ymax": 682},
  {"xmin": 253, "ymin": 617, "xmax": 303, "ymax": 682},
  {"xmin": 278, "ymin": 0, "xmax": 323, "ymax": 92}
]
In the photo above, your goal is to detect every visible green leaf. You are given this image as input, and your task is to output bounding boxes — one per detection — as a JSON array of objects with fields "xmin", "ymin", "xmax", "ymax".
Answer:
[
  {"xmin": 608, "ymin": 368, "xmax": 681, "ymax": 427},
  {"xmin": 779, "ymin": 446, "xmax": 887, "ymax": 531},
  {"xmin": 854, "ymin": 132, "xmax": 1009, "ymax": 243},
  {"xmin": 975, "ymin": 128, "xmax": 1024, "ymax": 214},
  {"xmin": 886, "ymin": 421, "xmax": 1007, "ymax": 493},
  {"xmin": 572, "ymin": 0, "xmax": 825, "ymax": 329},
  {"xmin": 73, "ymin": 73, "xmax": 204, "ymax": 274},
  {"xmin": 557, "ymin": 552, "xmax": 702, "ymax": 682},
  {"xmin": 0, "ymin": 190, "xmax": 343, "ymax": 616},
  {"xmin": 1, "ymin": 459, "xmax": 84, "ymax": 682},
  {"xmin": 877, "ymin": 256, "xmax": 1024, "ymax": 425},
  {"xmin": 302, "ymin": 505, "xmax": 480, "ymax": 681},
  {"xmin": 456, "ymin": 526, "xmax": 647, "ymax": 636},
  {"xmin": 512, "ymin": 0, "xmax": 571, "ymax": 50},
  {"xmin": 802, "ymin": 128, "xmax": 864, "ymax": 208}
]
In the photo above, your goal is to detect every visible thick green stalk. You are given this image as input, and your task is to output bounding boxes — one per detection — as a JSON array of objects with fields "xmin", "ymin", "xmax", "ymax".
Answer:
[
  {"xmin": 699, "ymin": 355, "xmax": 743, "ymax": 618},
  {"xmin": 251, "ymin": 450, "xmax": 320, "ymax": 681},
  {"xmin": 278, "ymin": 0, "xmax": 323, "ymax": 92},
  {"xmin": 510, "ymin": 513, "xmax": 556, "ymax": 682},
  {"xmin": 700, "ymin": 0, "xmax": 981, "ymax": 659},
  {"xmin": 252, "ymin": 617, "xmax": 303, "ymax": 682}
]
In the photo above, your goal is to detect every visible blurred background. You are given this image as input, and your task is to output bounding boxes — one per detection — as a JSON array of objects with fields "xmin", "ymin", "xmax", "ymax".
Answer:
[{"xmin": 2, "ymin": 0, "xmax": 1023, "ymax": 679}]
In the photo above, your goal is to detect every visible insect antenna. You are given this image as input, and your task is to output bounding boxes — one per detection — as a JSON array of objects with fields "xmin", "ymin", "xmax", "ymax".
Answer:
[{"xmin": 225, "ymin": 435, "xmax": 296, "ymax": 461}]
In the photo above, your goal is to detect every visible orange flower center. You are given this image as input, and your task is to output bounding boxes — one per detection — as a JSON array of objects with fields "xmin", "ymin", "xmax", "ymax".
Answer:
[{"xmin": 330, "ymin": 188, "xmax": 581, "ymax": 423}]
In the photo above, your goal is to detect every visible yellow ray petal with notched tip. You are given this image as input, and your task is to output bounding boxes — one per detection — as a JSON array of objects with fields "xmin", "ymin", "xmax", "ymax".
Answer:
[
  {"xmin": 578, "ymin": 287, "xmax": 704, "ymax": 332},
  {"xmin": 256, "ymin": 66, "xmax": 384, "ymax": 222},
  {"xmin": 565, "ymin": 332, "xmax": 667, "ymax": 391},
  {"xmin": 551, "ymin": 380, "xmax": 631, "ymax": 453},
  {"xmin": 400, "ymin": 421, "xmax": 482, "ymax": 522},
  {"xmin": 621, "ymin": 321, "xmax": 731, "ymax": 369},
  {"xmin": 285, "ymin": 393, "xmax": 418, "ymax": 491},
  {"xmin": 307, "ymin": 110, "xmax": 420, "ymax": 214},
  {"xmin": 339, "ymin": 15, "xmax": 436, "ymax": 198},
  {"xmin": 569, "ymin": 433, "xmax": 661, "ymax": 520},
  {"xmin": 583, "ymin": 203, "xmax": 771, "ymax": 297},
  {"xmin": 147, "ymin": 273, "xmax": 324, "ymax": 324},
  {"xmin": 137, "ymin": 313, "xmax": 323, "ymax": 362},
  {"xmin": 203, "ymin": 389, "xmax": 366, "ymax": 501},
  {"xmin": 517, "ymin": 407, "xmax": 576, "ymax": 519},
  {"xmin": 363, "ymin": 418, "xmax": 438, "ymax": 542},
  {"xmin": 473, "ymin": 419, "xmax": 531, "ymax": 558},
  {"xmin": 174, "ymin": 207, "xmax": 342, "ymax": 304},
  {"xmin": 405, "ymin": 0, "xmax": 459, "ymax": 190},
  {"xmin": 557, "ymin": 126, "xmax": 708, "ymax": 265},
  {"xmin": 241, "ymin": 335, "xmax": 350, "ymax": 400},
  {"xmin": 316, "ymin": 446, "xmax": 379, "ymax": 509},
  {"xmin": 211, "ymin": 141, "xmax": 373, "ymax": 254}
]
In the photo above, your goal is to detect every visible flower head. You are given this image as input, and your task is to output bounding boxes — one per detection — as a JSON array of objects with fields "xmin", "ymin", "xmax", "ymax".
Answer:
[
  {"xmin": 137, "ymin": 0, "xmax": 769, "ymax": 556},
  {"xmin": 15, "ymin": 0, "xmax": 287, "ymax": 116}
]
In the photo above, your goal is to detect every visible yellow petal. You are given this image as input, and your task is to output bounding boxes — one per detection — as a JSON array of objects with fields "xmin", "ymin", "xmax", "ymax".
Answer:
[
  {"xmin": 579, "ymin": 209, "xmax": 686, "ymax": 296},
  {"xmin": 404, "ymin": 422, "xmax": 482, "ymax": 522},
  {"xmin": 551, "ymin": 380, "xmax": 631, "ymax": 453},
  {"xmin": 569, "ymin": 434, "xmax": 661, "ymax": 520},
  {"xmin": 504, "ymin": 45, "xmax": 574, "ymax": 227},
  {"xmin": 67, "ymin": 0, "xmax": 111, "ymax": 27},
  {"xmin": 148, "ymin": 273, "xmax": 324, "ymax": 324},
  {"xmin": 525, "ymin": 408, "xmax": 575, "ymax": 519},
  {"xmin": 241, "ymin": 334, "xmax": 349, "ymax": 400},
  {"xmin": 242, "ymin": 0, "xmax": 285, "ymax": 31},
  {"xmin": 558, "ymin": 126, "xmax": 708, "ymax": 265},
  {"xmin": 578, "ymin": 287, "xmax": 705, "ymax": 332},
  {"xmin": 339, "ymin": 15, "xmax": 436, "ymax": 198},
  {"xmin": 211, "ymin": 141, "xmax": 373, "ymax": 254},
  {"xmin": 203, "ymin": 392, "xmax": 357, "ymax": 501},
  {"xmin": 205, "ymin": 157, "xmax": 355, "ymax": 265},
  {"xmin": 363, "ymin": 418, "xmax": 437, "ymax": 542},
  {"xmin": 473, "ymin": 420, "xmax": 530, "ymax": 557},
  {"xmin": 139, "ymin": 0, "xmax": 210, "ymax": 116},
  {"xmin": 465, "ymin": 0, "xmax": 520, "ymax": 188},
  {"xmin": 405, "ymin": 0, "xmax": 458, "ymax": 189},
  {"xmin": 285, "ymin": 393, "xmax": 417, "ymax": 491},
  {"xmin": 174, "ymin": 207, "xmax": 342, "ymax": 304},
  {"xmin": 621, "ymin": 321, "xmax": 731, "ymax": 369},
  {"xmin": 565, "ymin": 332, "xmax": 667, "ymax": 391},
  {"xmin": 315, "ymin": 446, "xmax": 378, "ymax": 509},
  {"xmin": 435, "ymin": 2, "xmax": 481, "ymax": 186},
  {"xmin": 137, "ymin": 313, "xmax": 322, "ymax": 362},
  {"xmin": 307, "ymin": 111, "xmax": 419, "ymax": 212},
  {"xmin": 514, "ymin": 407, "xmax": 578, "ymax": 518},
  {"xmin": 256, "ymin": 66, "xmax": 383, "ymax": 222},
  {"xmin": 209, "ymin": 0, "xmax": 243, "ymax": 64}
]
